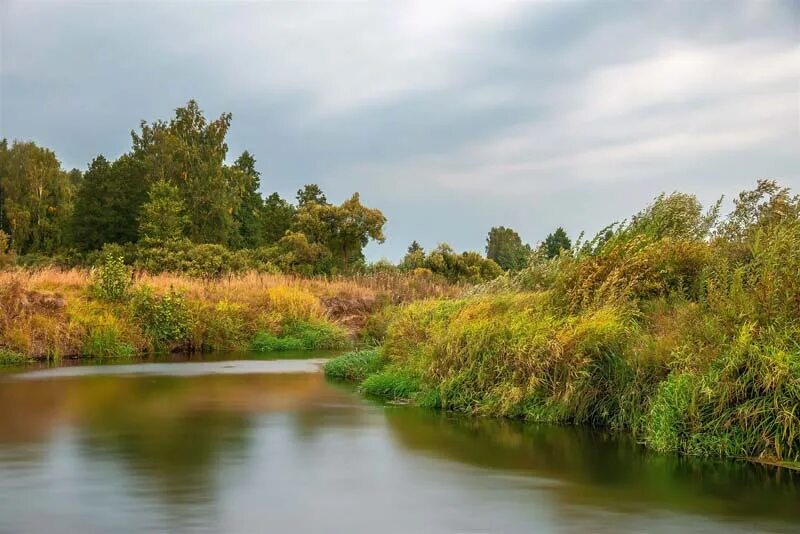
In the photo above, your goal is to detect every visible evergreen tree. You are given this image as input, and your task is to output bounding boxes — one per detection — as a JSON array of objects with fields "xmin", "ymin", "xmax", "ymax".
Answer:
[
  {"xmin": 542, "ymin": 227, "xmax": 571, "ymax": 259},
  {"xmin": 296, "ymin": 184, "xmax": 327, "ymax": 206},
  {"xmin": 262, "ymin": 192, "xmax": 296, "ymax": 244},
  {"xmin": 231, "ymin": 150, "xmax": 265, "ymax": 249},
  {"xmin": 70, "ymin": 156, "xmax": 118, "ymax": 251}
]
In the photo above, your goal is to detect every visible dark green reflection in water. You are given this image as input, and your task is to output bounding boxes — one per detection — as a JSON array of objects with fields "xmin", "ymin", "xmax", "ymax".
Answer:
[
  {"xmin": 383, "ymin": 407, "xmax": 800, "ymax": 523},
  {"xmin": 0, "ymin": 357, "xmax": 797, "ymax": 533}
]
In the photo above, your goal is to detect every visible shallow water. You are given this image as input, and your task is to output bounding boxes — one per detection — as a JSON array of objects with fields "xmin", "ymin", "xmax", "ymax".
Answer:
[{"xmin": 0, "ymin": 354, "xmax": 797, "ymax": 533}]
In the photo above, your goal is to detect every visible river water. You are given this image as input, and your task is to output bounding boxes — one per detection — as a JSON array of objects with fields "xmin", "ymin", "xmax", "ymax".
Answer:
[{"xmin": 0, "ymin": 353, "xmax": 797, "ymax": 533}]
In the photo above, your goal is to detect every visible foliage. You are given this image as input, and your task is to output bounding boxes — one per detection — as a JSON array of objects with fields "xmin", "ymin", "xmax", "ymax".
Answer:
[
  {"xmin": 408, "ymin": 243, "xmax": 502, "ymax": 283},
  {"xmin": 0, "ymin": 348, "xmax": 28, "ymax": 365},
  {"xmin": 0, "ymin": 268, "xmax": 453, "ymax": 360},
  {"xmin": 361, "ymin": 370, "xmax": 421, "ymax": 400},
  {"xmin": 296, "ymin": 184, "xmax": 327, "ymax": 206},
  {"xmin": 486, "ymin": 226, "xmax": 531, "ymax": 271},
  {"xmin": 230, "ymin": 150, "xmax": 266, "ymax": 249},
  {"xmin": 251, "ymin": 320, "xmax": 348, "ymax": 352},
  {"xmin": 0, "ymin": 140, "xmax": 75, "ymax": 254},
  {"xmin": 68, "ymin": 155, "xmax": 140, "ymax": 251},
  {"xmin": 323, "ymin": 349, "xmax": 385, "ymax": 381},
  {"xmin": 89, "ymin": 254, "xmax": 132, "ymax": 302},
  {"xmin": 130, "ymin": 285, "xmax": 192, "ymax": 349},
  {"xmin": 138, "ymin": 179, "xmax": 188, "ymax": 243},
  {"xmin": 541, "ymin": 227, "xmax": 571, "ymax": 259},
  {"xmin": 353, "ymin": 181, "xmax": 800, "ymax": 464},
  {"xmin": 262, "ymin": 192, "xmax": 296, "ymax": 244},
  {"xmin": 82, "ymin": 325, "xmax": 136, "ymax": 358},
  {"xmin": 0, "ymin": 230, "xmax": 16, "ymax": 268},
  {"xmin": 131, "ymin": 100, "xmax": 238, "ymax": 244},
  {"xmin": 293, "ymin": 192, "xmax": 386, "ymax": 271}
]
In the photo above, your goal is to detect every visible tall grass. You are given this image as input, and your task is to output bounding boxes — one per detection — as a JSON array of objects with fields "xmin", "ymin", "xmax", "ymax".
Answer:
[
  {"xmin": 0, "ymin": 268, "xmax": 455, "ymax": 359},
  {"xmin": 337, "ymin": 182, "xmax": 800, "ymax": 465}
]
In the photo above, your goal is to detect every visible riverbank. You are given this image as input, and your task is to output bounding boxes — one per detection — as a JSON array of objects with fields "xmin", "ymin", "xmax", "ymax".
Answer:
[
  {"xmin": 324, "ymin": 184, "xmax": 800, "ymax": 466},
  {"xmin": 0, "ymin": 268, "xmax": 459, "ymax": 362}
]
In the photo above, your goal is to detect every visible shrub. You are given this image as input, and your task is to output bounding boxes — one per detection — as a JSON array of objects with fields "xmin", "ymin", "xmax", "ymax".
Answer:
[
  {"xmin": 186, "ymin": 243, "xmax": 239, "ymax": 279},
  {"xmin": 323, "ymin": 349, "xmax": 385, "ymax": 381},
  {"xmin": 89, "ymin": 254, "xmax": 131, "ymax": 301},
  {"xmin": 195, "ymin": 300, "xmax": 249, "ymax": 350},
  {"xmin": 266, "ymin": 286, "xmax": 324, "ymax": 322},
  {"xmin": 130, "ymin": 285, "xmax": 192, "ymax": 349}
]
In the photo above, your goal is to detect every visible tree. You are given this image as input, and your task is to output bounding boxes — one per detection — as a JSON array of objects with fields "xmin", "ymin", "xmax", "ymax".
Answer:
[
  {"xmin": 138, "ymin": 180, "xmax": 188, "ymax": 243},
  {"xmin": 296, "ymin": 184, "xmax": 327, "ymax": 207},
  {"xmin": 262, "ymin": 192, "xmax": 296, "ymax": 244},
  {"xmin": 130, "ymin": 100, "xmax": 238, "ymax": 244},
  {"xmin": 70, "ymin": 155, "xmax": 123, "ymax": 251},
  {"xmin": 0, "ymin": 140, "xmax": 73, "ymax": 254},
  {"xmin": 294, "ymin": 193, "xmax": 386, "ymax": 271},
  {"xmin": 423, "ymin": 243, "xmax": 502, "ymax": 283},
  {"xmin": 0, "ymin": 230, "xmax": 15, "ymax": 268},
  {"xmin": 542, "ymin": 227, "xmax": 571, "ymax": 259},
  {"xmin": 485, "ymin": 226, "xmax": 530, "ymax": 271},
  {"xmin": 135, "ymin": 180, "xmax": 192, "ymax": 273},
  {"xmin": 401, "ymin": 241, "xmax": 425, "ymax": 271},
  {"xmin": 231, "ymin": 150, "xmax": 265, "ymax": 249}
]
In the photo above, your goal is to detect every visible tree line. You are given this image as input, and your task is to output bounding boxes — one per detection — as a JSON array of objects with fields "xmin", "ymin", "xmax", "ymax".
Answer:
[{"xmin": 0, "ymin": 99, "xmax": 569, "ymax": 281}]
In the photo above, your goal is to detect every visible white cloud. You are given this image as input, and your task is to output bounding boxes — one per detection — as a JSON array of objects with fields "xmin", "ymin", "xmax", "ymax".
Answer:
[
  {"xmin": 360, "ymin": 39, "xmax": 798, "ymax": 196},
  {"xmin": 192, "ymin": 1, "xmax": 532, "ymax": 117}
]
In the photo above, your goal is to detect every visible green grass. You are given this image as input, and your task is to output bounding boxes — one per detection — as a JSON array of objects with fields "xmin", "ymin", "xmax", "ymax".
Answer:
[
  {"xmin": 251, "ymin": 320, "xmax": 349, "ymax": 352},
  {"xmin": 82, "ymin": 326, "xmax": 137, "ymax": 358},
  {"xmin": 360, "ymin": 370, "xmax": 421, "ymax": 401},
  {"xmin": 323, "ymin": 349, "xmax": 385, "ymax": 381},
  {"xmin": 251, "ymin": 332, "xmax": 306, "ymax": 352},
  {"xmin": 0, "ymin": 348, "xmax": 28, "ymax": 366}
]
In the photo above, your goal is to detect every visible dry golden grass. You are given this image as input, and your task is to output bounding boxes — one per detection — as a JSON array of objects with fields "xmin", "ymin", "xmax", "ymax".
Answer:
[{"xmin": 0, "ymin": 268, "xmax": 462, "ymax": 359}]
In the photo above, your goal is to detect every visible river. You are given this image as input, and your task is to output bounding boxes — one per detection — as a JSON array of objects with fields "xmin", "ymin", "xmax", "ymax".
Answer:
[{"xmin": 0, "ymin": 353, "xmax": 797, "ymax": 533}]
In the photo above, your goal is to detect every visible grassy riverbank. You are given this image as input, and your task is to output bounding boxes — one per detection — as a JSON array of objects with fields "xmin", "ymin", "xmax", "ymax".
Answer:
[
  {"xmin": 0, "ymin": 268, "xmax": 459, "ymax": 362},
  {"xmin": 325, "ymin": 183, "xmax": 800, "ymax": 465}
]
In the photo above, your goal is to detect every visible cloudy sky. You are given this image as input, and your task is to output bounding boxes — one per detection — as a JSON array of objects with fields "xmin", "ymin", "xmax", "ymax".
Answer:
[{"xmin": 1, "ymin": 0, "xmax": 798, "ymax": 260}]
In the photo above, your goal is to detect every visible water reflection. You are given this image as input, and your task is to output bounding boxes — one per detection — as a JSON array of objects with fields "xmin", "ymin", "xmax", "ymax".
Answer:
[
  {"xmin": 383, "ymin": 408, "xmax": 800, "ymax": 523},
  {"xmin": 0, "ymin": 358, "xmax": 797, "ymax": 533}
]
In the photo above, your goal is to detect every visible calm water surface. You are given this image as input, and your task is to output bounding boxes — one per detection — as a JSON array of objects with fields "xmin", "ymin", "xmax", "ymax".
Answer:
[{"xmin": 0, "ymin": 353, "xmax": 797, "ymax": 533}]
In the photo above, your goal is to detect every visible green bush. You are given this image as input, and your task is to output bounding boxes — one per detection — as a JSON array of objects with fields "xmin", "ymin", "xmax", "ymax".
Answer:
[
  {"xmin": 323, "ymin": 349, "xmax": 385, "ymax": 381},
  {"xmin": 90, "ymin": 254, "xmax": 131, "ymax": 301},
  {"xmin": 130, "ymin": 285, "xmax": 192, "ymax": 349},
  {"xmin": 196, "ymin": 300, "xmax": 249, "ymax": 350}
]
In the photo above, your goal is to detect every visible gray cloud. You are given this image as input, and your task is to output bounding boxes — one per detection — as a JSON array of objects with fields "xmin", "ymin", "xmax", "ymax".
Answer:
[{"xmin": 1, "ymin": 0, "xmax": 797, "ymax": 260}]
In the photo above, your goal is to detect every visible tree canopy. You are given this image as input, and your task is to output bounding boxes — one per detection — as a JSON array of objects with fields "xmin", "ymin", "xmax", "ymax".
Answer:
[
  {"xmin": 542, "ymin": 227, "xmax": 572, "ymax": 259},
  {"xmin": 486, "ymin": 226, "xmax": 531, "ymax": 271}
]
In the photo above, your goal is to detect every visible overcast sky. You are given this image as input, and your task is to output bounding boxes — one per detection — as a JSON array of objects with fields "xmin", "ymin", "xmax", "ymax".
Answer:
[{"xmin": 1, "ymin": 0, "xmax": 798, "ymax": 260}]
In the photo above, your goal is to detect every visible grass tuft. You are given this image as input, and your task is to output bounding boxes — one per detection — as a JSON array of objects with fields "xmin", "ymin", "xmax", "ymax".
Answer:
[{"xmin": 323, "ymin": 349, "xmax": 385, "ymax": 381}]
